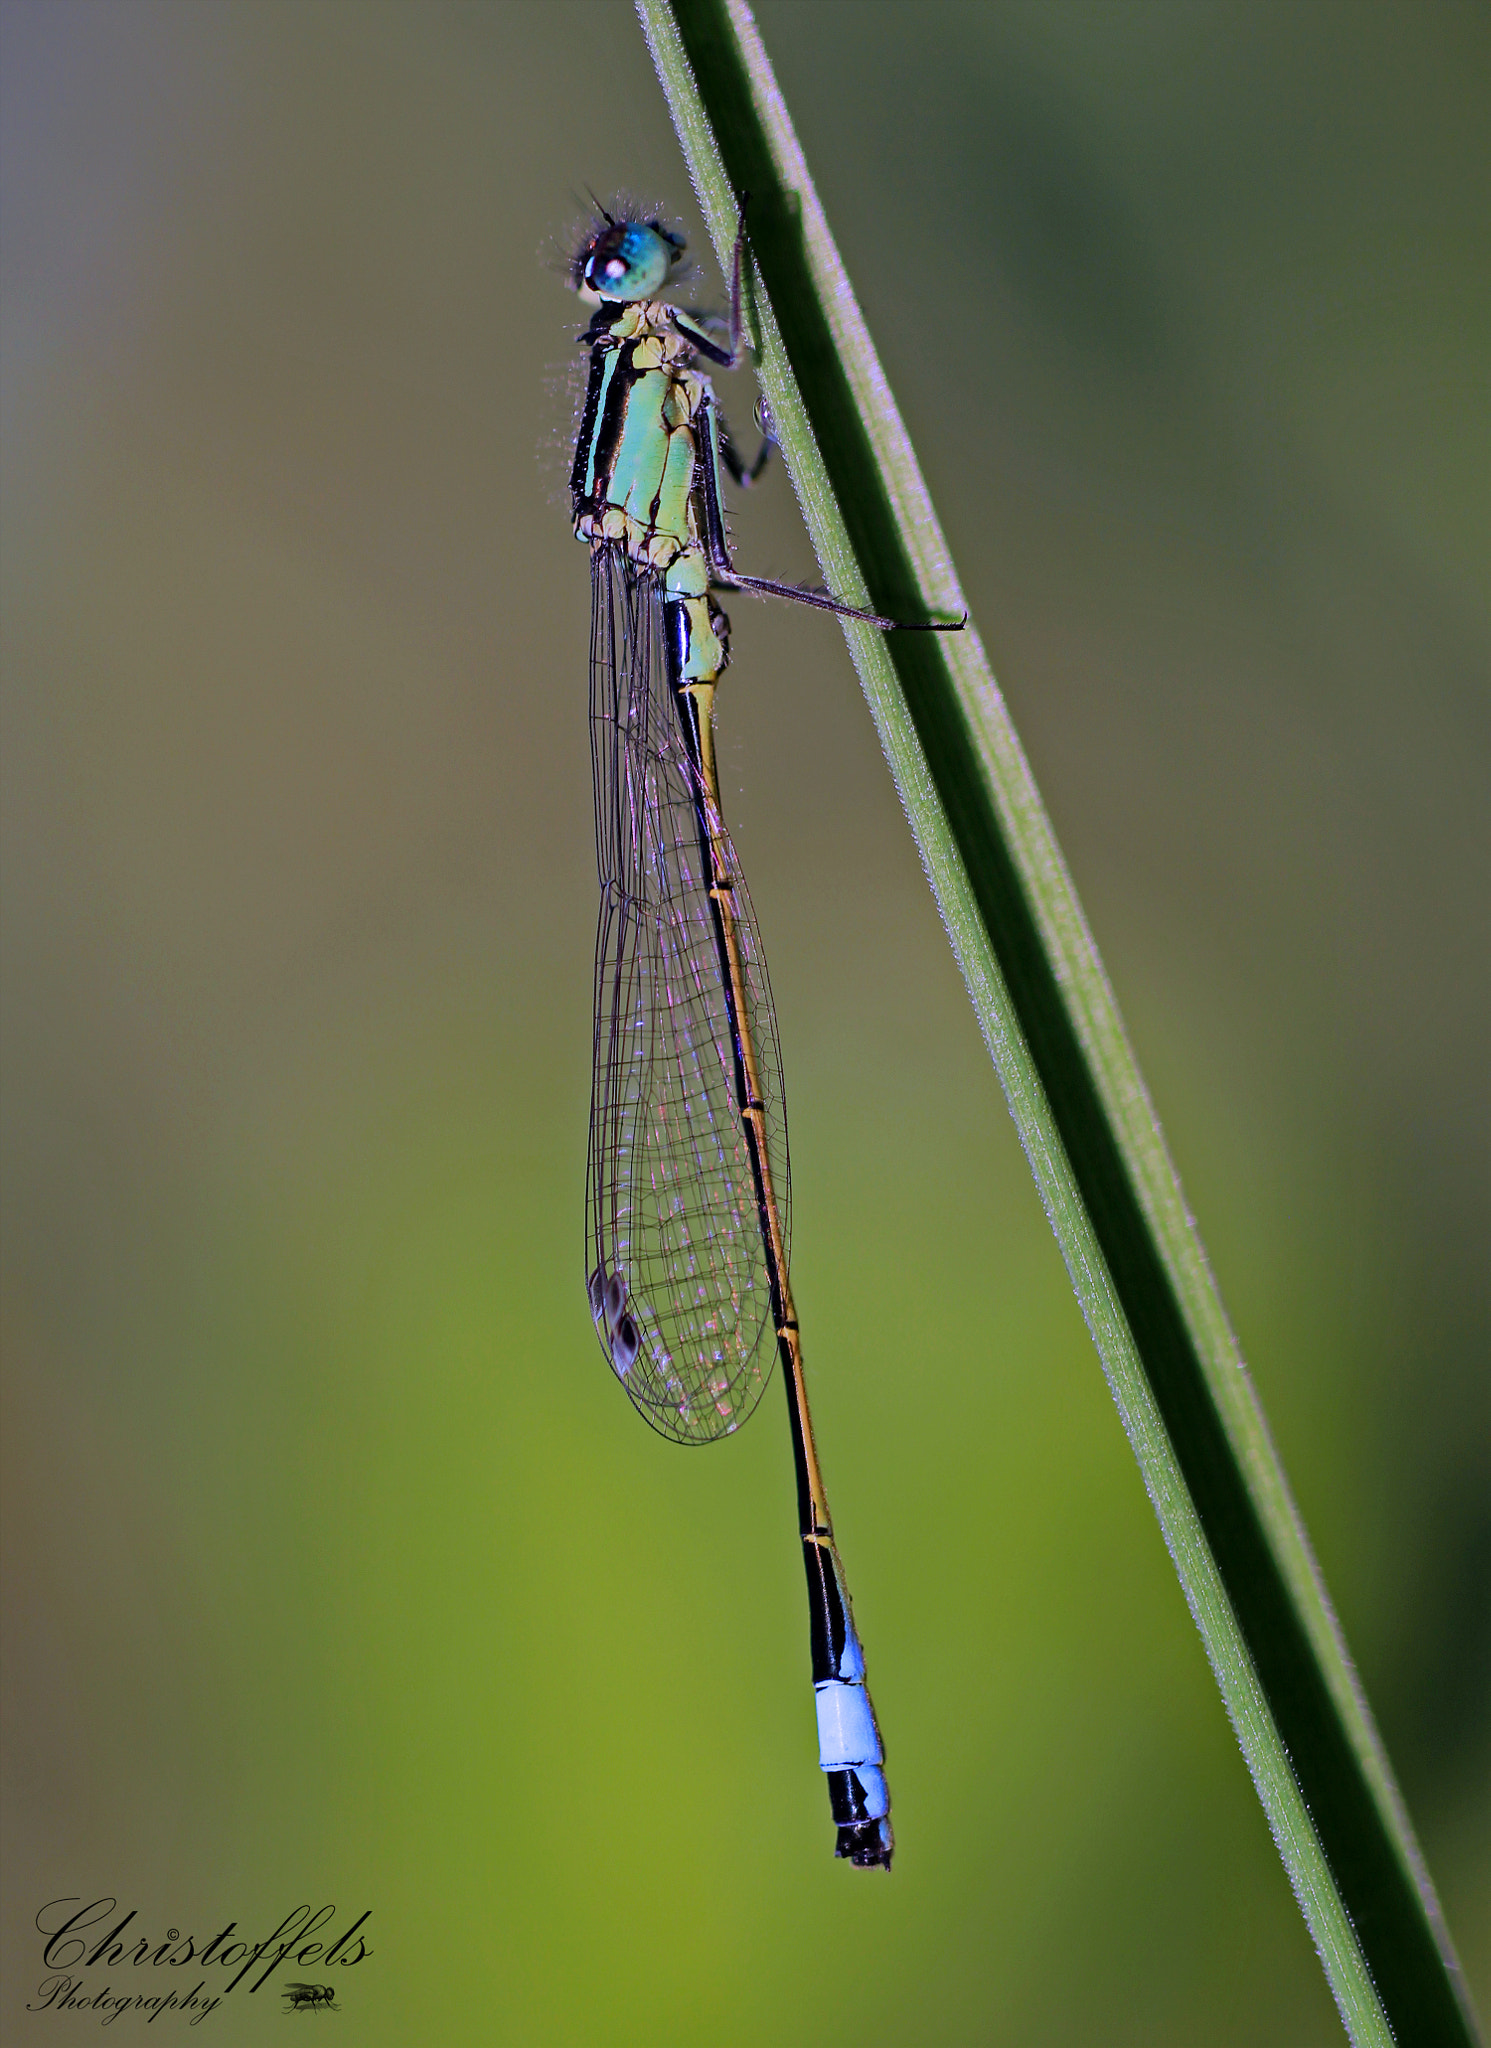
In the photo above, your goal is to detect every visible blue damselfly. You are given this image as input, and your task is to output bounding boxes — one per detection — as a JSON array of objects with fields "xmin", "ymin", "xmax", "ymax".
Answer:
[{"xmin": 566, "ymin": 198, "xmax": 959, "ymax": 1867}]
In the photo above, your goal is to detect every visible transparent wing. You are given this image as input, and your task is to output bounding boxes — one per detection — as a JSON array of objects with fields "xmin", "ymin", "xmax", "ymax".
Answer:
[{"xmin": 585, "ymin": 544, "xmax": 789, "ymax": 1444}]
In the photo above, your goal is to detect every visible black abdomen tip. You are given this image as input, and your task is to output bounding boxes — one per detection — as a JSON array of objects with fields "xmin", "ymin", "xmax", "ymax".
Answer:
[{"xmin": 835, "ymin": 1818, "xmax": 893, "ymax": 1869}]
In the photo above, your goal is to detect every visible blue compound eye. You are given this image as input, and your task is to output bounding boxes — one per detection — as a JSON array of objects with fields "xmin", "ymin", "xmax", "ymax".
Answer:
[{"xmin": 582, "ymin": 220, "xmax": 680, "ymax": 301}]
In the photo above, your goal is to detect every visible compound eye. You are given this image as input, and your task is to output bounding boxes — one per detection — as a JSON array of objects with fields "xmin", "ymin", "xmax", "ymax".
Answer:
[{"xmin": 583, "ymin": 221, "xmax": 676, "ymax": 301}]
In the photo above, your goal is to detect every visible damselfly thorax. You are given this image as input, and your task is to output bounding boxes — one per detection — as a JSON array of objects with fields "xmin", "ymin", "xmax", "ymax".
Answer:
[{"xmin": 571, "ymin": 301, "xmax": 713, "ymax": 570}]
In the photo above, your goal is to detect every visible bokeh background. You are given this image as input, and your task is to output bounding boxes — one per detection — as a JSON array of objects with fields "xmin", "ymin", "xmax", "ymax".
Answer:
[{"xmin": 3, "ymin": 2, "xmax": 1486, "ymax": 2041}]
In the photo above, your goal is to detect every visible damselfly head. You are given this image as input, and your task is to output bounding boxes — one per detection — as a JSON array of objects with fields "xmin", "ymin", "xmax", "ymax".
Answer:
[{"xmin": 573, "ymin": 215, "xmax": 685, "ymax": 303}]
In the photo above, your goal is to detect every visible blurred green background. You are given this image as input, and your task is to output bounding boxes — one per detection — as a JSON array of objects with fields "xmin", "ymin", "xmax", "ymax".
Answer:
[{"xmin": 2, "ymin": 2, "xmax": 1486, "ymax": 2041}]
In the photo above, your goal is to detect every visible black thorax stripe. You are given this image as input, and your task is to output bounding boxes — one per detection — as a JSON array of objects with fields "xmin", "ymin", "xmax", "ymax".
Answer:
[{"xmin": 575, "ymin": 337, "xmax": 642, "ymax": 514}]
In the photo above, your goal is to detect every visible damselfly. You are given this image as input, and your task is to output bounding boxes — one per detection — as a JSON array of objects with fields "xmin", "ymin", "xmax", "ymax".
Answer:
[{"xmin": 566, "ymin": 197, "xmax": 959, "ymax": 1868}]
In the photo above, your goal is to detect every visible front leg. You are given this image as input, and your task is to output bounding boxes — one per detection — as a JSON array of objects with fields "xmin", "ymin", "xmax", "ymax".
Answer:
[{"xmin": 669, "ymin": 193, "xmax": 754, "ymax": 371}]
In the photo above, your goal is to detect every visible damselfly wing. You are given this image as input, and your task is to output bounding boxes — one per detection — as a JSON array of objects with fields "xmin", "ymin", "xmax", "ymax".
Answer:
[{"xmin": 585, "ymin": 545, "xmax": 789, "ymax": 1444}]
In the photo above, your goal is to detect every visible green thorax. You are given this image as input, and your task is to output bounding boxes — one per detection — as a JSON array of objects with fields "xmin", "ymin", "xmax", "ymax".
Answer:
[
  {"xmin": 573, "ymin": 301, "xmax": 714, "ymax": 578},
  {"xmin": 572, "ymin": 299, "xmax": 727, "ymax": 679}
]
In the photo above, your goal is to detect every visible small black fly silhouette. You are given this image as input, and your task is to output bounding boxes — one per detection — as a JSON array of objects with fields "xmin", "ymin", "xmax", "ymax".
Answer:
[{"xmin": 282, "ymin": 1982, "xmax": 339, "ymax": 2012}]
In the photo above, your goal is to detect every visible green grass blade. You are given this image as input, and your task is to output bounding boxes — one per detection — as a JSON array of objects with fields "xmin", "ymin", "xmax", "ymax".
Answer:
[{"xmin": 637, "ymin": 1, "xmax": 1482, "ymax": 2040}]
